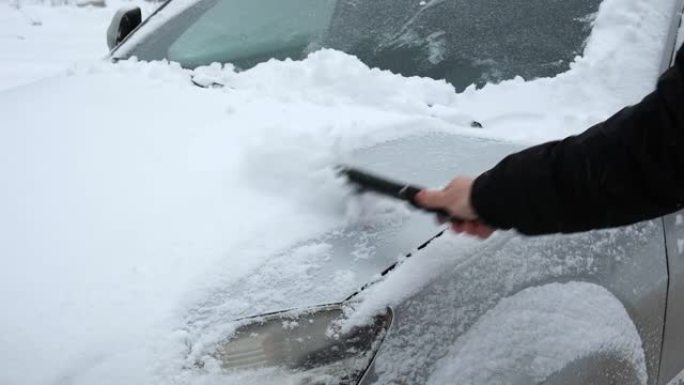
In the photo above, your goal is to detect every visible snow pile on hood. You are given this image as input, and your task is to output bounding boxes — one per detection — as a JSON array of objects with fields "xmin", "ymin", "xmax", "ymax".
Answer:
[
  {"xmin": 1, "ymin": 46, "xmax": 458, "ymax": 385},
  {"xmin": 426, "ymin": 282, "xmax": 647, "ymax": 385},
  {"xmin": 192, "ymin": 52, "xmax": 459, "ymax": 116}
]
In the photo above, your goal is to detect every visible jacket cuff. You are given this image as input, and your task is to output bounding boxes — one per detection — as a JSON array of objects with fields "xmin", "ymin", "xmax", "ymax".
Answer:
[{"xmin": 471, "ymin": 170, "xmax": 514, "ymax": 231}]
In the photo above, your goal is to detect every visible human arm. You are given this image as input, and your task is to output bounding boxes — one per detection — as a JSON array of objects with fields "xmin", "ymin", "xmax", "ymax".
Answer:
[{"xmin": 418, "ymin": 46, "xmax": 684, "ymax": 236}]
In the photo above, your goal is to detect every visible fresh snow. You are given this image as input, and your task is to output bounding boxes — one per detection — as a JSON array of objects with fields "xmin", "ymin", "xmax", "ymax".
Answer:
[
  {"xmin": 669, "ymin": 369, "xmax": 684, "ymax": 385},
  {"xmin": 448, "ymin": 0, "xmax": 677, "ymax": 143},
  {"xmin": 0, "ymin": 0, "xmax": 681, "ymax": 384},
  {"xmin": 0, "ymin": 0, "xmax": 157, "ymax": 91}
]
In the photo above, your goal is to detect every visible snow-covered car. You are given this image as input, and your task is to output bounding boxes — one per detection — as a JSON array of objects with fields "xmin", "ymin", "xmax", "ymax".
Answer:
[{"xmin": 2, "ymin": 0, "xmax": 684, "ymax": 384}]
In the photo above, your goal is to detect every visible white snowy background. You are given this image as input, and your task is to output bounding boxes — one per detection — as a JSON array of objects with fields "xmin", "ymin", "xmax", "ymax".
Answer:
[
  {"xmin": 0, "ymin": 0, "xmax": 159, "ymax": 90},
  {"xmin": 1, "ymin": 0, "xmax": 684, "ymax": 384}
]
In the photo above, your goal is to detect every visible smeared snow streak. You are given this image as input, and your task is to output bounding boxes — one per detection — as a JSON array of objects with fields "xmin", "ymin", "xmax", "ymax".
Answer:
[{"xmin": 426, "ymin": 282, "xmax": 647, "ymax": 385}]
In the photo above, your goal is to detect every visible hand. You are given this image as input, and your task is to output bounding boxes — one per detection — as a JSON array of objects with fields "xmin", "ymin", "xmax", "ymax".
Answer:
[{"xmin": 414, "ymin": 177, "xmax": 495, "ymax": 239}]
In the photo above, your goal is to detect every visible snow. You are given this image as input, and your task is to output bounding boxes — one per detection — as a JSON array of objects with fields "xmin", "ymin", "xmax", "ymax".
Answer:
[
  {"xmin": 117, "ymin": 0, "xmax": 677, "ymax": 147},
  {"xmin": 678, "ymin": 6, "xmax": 684, "ymax": 50},
  {"xmin": 0, "ymin": 52, "xmax": 453, "ymax": 384},
  {"xmin": 669, "ymin": 369, "xmax": 684, "ymax": 385},
  {"xmin": 0, "ymin": 0, "xmax": 157, "ymax": 91},
  {"xmin": 0, "ymin": 0, "xmax": 680, "ymax": 384},
  {"xmin": 0, "ymin": 64, "xmax": 352, "ymax": 384},
  {"xmin": 426, "ymin": 282, "xmax": 646, "ymax": 385},
  {"xmin": 448, "ymin": 0, "xmax": 676, "ymax": 143}
]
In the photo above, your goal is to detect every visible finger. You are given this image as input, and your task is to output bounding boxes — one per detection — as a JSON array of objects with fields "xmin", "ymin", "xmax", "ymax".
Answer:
[
  {"xmin": 473, "ymin": 224, "xmax": 495, "ymax": 239},
  {"xmin": 462, "ymin": 221, "xmax": 478, "ymax": 236},
  {"xmin": 415, "ymin": 189, "xmax": 449, "ymax": 210},
  {"xmin": 451, "ymin": 221, "xmax": 465, "ymax": 233}
]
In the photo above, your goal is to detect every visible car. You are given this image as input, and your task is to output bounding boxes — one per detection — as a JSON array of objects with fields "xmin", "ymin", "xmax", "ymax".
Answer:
[{"xmin": 2, "ymin": 0, "xmax": 684, "ymax": 384}]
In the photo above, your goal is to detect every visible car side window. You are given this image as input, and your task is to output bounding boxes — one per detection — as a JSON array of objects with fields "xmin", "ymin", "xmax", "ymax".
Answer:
[{"xmin": 167, "ymin": 0, "xmax": 336, "ymax": 68}]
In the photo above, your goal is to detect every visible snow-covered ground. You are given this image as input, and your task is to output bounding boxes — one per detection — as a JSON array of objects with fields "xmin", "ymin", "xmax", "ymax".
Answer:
[
  {"xmin": 0, "ymin": 0, "xmax": 157, "ymax": 90},
  {"xmin": 1, "ymin": 0, "xmax": 683, "ymax": 384}
]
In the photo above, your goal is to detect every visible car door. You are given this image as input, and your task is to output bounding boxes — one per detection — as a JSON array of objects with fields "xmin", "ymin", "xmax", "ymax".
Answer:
[
  {"xmin": 655, "ymin": 1, "xmax": 684, "ymax": 383},
  {"xmin": 661, "ymin": 211, "xmax": 684, "ymax": 384}
]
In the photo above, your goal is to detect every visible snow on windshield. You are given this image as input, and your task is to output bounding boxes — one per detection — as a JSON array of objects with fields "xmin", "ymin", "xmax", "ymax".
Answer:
[
  {"xmin": 129, "ymin": 0, "xmax": 678, "ymax": 145},
  {"xmin": 120, "ymin": 0, "xmax": 601, "ymax": 91},
  {"xmin": 0, "ymin": 0, "xmax": 680, "ymax": 383}
]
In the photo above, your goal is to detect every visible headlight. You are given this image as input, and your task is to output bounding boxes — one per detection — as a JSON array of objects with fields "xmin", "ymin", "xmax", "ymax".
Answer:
[{"xmin": 197, "ymin": 304, "xmax": 393, "ymax": 385}]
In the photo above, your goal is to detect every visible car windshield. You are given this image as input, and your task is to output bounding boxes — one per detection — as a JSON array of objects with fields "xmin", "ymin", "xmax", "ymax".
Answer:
[{"xmin": 119, "ymin": 0, "xmax": 601, "ymax": 91}]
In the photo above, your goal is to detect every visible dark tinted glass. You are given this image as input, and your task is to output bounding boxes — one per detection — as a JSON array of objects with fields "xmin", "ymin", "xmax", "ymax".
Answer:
[{"xmin": 123, "ymin": 0, "xmax": 601, "ymax": 91}]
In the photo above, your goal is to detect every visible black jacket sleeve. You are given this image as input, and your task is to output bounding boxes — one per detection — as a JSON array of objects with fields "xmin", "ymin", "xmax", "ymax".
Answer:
[{"xmin": 471, "ymin": 46, "xmax": 684, "ymax": 235}]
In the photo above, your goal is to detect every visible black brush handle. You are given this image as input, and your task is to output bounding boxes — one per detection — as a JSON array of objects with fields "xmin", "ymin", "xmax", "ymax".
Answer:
[{"xmin": 340, "ymin": 167, "xmax": 464, "ymax": 224}]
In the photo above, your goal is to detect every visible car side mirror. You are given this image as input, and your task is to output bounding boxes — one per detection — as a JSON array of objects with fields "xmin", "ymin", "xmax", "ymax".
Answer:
[{"xmin": 106, "ymin": 6, "xmax": 142, "ymax": 50}]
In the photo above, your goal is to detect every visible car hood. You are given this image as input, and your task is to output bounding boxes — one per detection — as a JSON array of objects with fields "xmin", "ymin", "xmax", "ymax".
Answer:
[{"xmin": 0, "ymin": 58, "xmax": 520, "ymax": 384}]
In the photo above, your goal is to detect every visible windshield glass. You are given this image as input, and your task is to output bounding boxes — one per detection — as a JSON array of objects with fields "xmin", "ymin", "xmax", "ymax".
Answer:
[{"xmin": 120, "ymin": 0, "xmax": 601, "ymax": 91}]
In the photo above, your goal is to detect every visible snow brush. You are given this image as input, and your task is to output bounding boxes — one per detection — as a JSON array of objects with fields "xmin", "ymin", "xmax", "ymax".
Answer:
[{"xmin": 337, "ymin": 166, "xmax": 464, "ymax": 224}]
